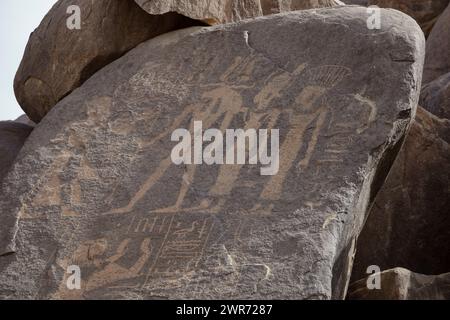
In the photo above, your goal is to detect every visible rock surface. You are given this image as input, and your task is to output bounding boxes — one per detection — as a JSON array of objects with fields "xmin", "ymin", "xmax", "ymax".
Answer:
[
  {"xmin": 0, "ymin": 8, "xmax": 424, "ymax": 299},
  {"xmin": 134, "ymin": 0, "xmax": 344, "ymax": 24},
  {"xmin": 420, "ymin": 72, "xmax": 450, "ymax": 119},
  {"xmin": 348, "ymin": 268, "xmax": 450, "ymax": 300},
  {"xmin": 352, "ymin": 107, "xmax": 450, "ymax": 281},
  {"xmin": 0, "ymin": 122, "xmax": 34, "ymax": 184},
  {"xmin": 368, "ymin": 0, "xmax": 450, "ymax": 36},
  {"xmin": 15, "ymin": 115, "xmax": 36, "ymax": 127},
  {"xmin": 14, "ymin": 0, "xmax": 202, "ymax": 123},
  {"xmin": 423, "ymin": 3, "xmax": 450, "ymax": 84}
]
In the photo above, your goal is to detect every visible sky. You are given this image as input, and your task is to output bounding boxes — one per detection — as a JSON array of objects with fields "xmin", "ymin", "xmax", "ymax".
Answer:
[{"xmin": 0, "ymin": 0, "xmax": 57, "ymax": 121}]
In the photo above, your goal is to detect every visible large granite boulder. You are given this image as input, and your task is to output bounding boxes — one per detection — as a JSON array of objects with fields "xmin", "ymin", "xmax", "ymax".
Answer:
[
  {"xmin": 368, "ymin": 0, "xmax": 450, "ymax": 37},
  {"xmin": 423, "ymin": 4, "xmax": 450, "ymax": 84},
  {"xmin": 420, "ymin": 72, "xmax": 450, "ymax": 119},
  {"xmin": 0, "ymin": 122, "xmax": 34, "ymax": 184},
  {"xmin": 348, "ymin": 268, "xmax": 450, "ymax": 300},
  {"xmin": 351, "ymin": 107, "xmax": 450, "ymax": 281},
  {"xmin": 14, "ymin": 0, "xmax": 202, "ymax": 123},
  {"xmin": 134, "ymin": 0, "xmax": 344, "ymax": 24},
  {"xmin": 0, "ymin": 8, "xmax": 424, "ymax": 299}
]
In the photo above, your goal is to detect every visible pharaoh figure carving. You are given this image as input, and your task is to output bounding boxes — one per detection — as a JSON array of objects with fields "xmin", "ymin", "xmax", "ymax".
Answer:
[{"xmin": 46, "ymin": 50, "xmax": 377, "ymax": 297}]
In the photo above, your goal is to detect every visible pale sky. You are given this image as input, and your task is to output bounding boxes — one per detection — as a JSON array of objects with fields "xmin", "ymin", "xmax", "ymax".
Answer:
[{"xmin": 0, "ymin": 0, "xmax": 57, "ymax": 121}]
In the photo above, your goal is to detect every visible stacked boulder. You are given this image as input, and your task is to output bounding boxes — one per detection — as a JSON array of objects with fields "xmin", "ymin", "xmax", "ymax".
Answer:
[
  {"xmin": 13, "ymin": 0, "xmax": 205, "ymax": 123},
  {"xmin": 347, "ymin": 1, "xmax": 450, "ymax": 300},
  {"xmin": 0, "ymin": 0, "xmax": 446, "ymax": 300}
]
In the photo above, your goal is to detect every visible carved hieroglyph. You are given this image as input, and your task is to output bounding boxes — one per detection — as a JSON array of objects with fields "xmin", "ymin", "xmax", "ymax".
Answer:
[{"xmin": 0, "ymin": 8, "xmax": 424, "ymax": 299}]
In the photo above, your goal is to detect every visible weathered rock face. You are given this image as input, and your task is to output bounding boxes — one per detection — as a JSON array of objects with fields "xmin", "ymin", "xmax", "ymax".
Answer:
[
  {"xmin": 352, "ymin": 107, "xmax": 450, "ymax": 282},
  {"xmin": 420, "ymin": 72, "xmax": 450, "ymax": 119},
  {"xmin": 368, "ymin": 0, "xmax": 450, "ymax": 37},
  {"xmin": 423, "ymin": 4, "xmax": 450, "ymax": 84},
  {"xmin": 348, "ymin": 268, "xmax": 450, "ymax": 300},
  {"xmin": 134, "ymin": 0, "xmax": 343, "ymax": 24},
  {"xmin": 0, "ymin": 122, "xmax": 34, "ymax": 184},
  {"xmin": 0, "ymin": 8, "xmax": 424, "ymax": 300},
  {"xmin": 14, "ymin": 0, "xmax": 203, "ymax": 123}
]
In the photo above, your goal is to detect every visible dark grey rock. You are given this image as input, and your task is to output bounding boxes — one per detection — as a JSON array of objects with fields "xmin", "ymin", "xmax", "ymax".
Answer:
[
  {"xmin": 0, "ymin": 7, "xmax": 424, "ymax": 299},
  {"xmin": 423, "ymin": 3, "xmax": 450, "ymax": 83},
  {"xmin": 351, "ymin": 107, "xmax": 450, "ymax": 282}
]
